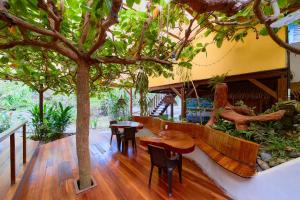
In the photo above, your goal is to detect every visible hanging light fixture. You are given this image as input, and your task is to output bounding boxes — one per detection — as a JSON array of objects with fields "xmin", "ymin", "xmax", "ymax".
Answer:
[{"xmin": 117, "ymin": 95, "xmax": 127, "ymax": 107}]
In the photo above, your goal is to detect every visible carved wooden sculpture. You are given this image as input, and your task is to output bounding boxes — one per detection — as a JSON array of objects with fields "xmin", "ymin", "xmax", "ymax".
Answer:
[{"xmin": 206, "ymin": 83, "xmax": 285, "ymax": 130}]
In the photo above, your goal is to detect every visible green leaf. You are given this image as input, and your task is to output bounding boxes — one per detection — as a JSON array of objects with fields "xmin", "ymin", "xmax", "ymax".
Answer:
[
  {"xmin": 178, "ymin": 62, "xmax": 192, "ymax": 69},
  {"xmin": 259, "ymin": 27, "xmax": 269, "ymax": 36},
  {"xmin": 126, "ymin": 0, "xmax": 134, "ymax": 8}
]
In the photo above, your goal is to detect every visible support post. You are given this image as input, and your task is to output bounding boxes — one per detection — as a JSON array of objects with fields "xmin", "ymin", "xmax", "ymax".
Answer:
[
  {"xmin": 23, "ymin": 124, "xmax": 26, "ymax": 164},
  {"xmin": 181, "ymin": 87, "xmax": 186, "ymax": 120},
  {"xmin": 171, "ymin": 103, "xmax": 174, "ymax": 119},
  {"xmin": 129, "ymin": 88, "xmax": 133, "ymax": 116},
  {"xmin": 277, "ymin": 75, "xmax": 288, "ymax": 101},
  {"xmin": 10, "ymin": 133, "xmax": 16, "ymax": 185}
]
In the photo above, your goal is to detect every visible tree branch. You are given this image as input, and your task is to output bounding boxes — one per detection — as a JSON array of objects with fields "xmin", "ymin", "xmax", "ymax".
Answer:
[
  {"xmin": 38, "ymin": 0, "xmax": 61, "ymax": 31},
  {"xmin": 79, "ymin": 0, "xmax": 93, "ymax": 50},
  {"xmin": 136, "ymin": 2, "xmax": 153, "ymax": 58},
  {"xmin": 210, "ymin": 13, "xmax": 252, "ymax": 25},
  {"xmin": 175, "ymin": 13, "xmax": 200, "ymax": 59},
  {"xmin": 95, "ymin": 55, "xmax": 174, "ymax": 66},
  {"xmin": 0, "ymin": 39, "xmax": 78, "ymax": 60},
  {"xmin": 253, "ymin": 0, "xmax": 300, "ymax": 55},
  {"xmin": 88, "ymin": 0, "xmax": 122, "ymax": 56},
  {"xmin": 174, "ymin": 0, "xmax": 253, "ymax": 16},
  {"xmin": 0, "ymin": 2, "xmax": 81, "ymax": 57}
]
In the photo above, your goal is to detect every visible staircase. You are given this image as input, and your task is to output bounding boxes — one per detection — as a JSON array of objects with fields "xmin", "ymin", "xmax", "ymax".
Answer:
[{"xmin": 149, "ymin": 94, "xmax": 175, "ymax": 117}]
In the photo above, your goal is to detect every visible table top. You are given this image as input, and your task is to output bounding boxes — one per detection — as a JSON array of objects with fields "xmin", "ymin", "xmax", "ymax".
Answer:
[
  {"xmin": 139, "ymin": 130, "xmax": 195, "ymax": 154},
  {"xmin": 110, "ymin": 121, "xmax": 144, "ymax": 129}
]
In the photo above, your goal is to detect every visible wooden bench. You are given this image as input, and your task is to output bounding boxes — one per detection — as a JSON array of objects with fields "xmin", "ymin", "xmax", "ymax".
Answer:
[
  {"xmin": 132, "ymin": 116, "xmax": 163, "ymax": 134},
  {"xmin": 132, "ymin": 116, "xmax": 259, "ymax": 178}
]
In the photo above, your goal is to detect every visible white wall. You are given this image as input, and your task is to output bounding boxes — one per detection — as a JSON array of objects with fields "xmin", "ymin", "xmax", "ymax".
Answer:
[
  {"xmin": 184, "ymin": 147, "xmax": 300, "ymax": 200},
  {"xmin": 290, "ymin": 42, "xmax": 300, "ymax": 82}
]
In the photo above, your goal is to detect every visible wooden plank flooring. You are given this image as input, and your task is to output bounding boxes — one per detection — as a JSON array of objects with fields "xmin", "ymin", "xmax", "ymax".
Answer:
[
  {"xmin": 14, "ymin": 129, "xmax": 231, "ymax": 200},
  {"xmin": 0, "ymin": 132, "xmax": 39, "ymax": 200}
]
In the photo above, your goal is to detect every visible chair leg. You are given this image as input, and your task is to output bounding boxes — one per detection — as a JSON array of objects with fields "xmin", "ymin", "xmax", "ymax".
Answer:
[
  {"xmin": 148, "ymin": 164, "xmax": 154, "ymax": 186},
  {"xmin": 167, "ymin": 168, "xmax": 173, "ymax": 197},
  {"xmin": 116, "ymin": 134, "xmax": 121, "ymax": 151},
  {"xmin": 133, "ymin": 139, "xmax": 137, "ymax": 152},
  {"xmin": 178, "ymin": 154, "xmax": 182, "ymax": 183},
  {"xmin": 110, "ymin": 133, "xmax": 113, "ymax": 145},
  {"xmin": 122, "ymin": 141, "xmax": 125, "ymax": 153},
  {"xmin": 158, "ymin": 167, "xmax": 162, "ymax": 176}
]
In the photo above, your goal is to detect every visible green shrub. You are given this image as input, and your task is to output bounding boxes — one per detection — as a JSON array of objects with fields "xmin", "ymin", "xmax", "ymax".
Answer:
[
  {"xmin": 0, "ymin": 112, "xmax": 11, "ymax": 133},
  {"xmin": 30, "ymin": 103, "xmax": 73, "ymax": 142}
]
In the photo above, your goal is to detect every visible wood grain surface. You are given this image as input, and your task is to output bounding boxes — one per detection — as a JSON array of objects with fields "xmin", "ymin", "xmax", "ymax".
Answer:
[
  {"xmin": 139, "ymin": 130, "xmax": 195, "ymax": 154},
  {"xmin": 133, "ymin": 116, "xmax": 259, "ymax": 177},
  {"xmin": 13, "ymin": 129, "xmax": 230, "ymax": 200}
]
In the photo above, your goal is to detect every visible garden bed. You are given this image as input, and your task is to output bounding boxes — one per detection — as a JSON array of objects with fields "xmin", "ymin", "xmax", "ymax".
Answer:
[{"xmin": 211, "ymin": 100, "xmax": 300, "ymax": 171}]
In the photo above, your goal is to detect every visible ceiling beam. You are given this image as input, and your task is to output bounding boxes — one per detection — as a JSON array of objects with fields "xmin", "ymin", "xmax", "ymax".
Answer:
[{"xmin": 248, "ymin": 78, "xmax": 277, "ymax": 99}]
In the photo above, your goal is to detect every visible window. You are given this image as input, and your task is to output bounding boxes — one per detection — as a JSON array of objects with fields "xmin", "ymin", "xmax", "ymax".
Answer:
[{"xmin": 288, "ymin": 24, "xmax": 300, "ymax": 44}]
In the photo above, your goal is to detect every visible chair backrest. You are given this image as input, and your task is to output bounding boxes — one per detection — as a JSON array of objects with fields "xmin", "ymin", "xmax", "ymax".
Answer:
[
  {"xmin": 148, "ymin": 144, "xmax": 167, "ymax": 167},
  {"xmin": 110, "ymin": 120, "xmax": 118, "ymax": 134},
  {"xmin": 110, "ymin": 120, "xmax": 117, "ymax": 125},
  {"xmin": 123, "ymin": 127, "xmax": 136, "ymax": 140}
]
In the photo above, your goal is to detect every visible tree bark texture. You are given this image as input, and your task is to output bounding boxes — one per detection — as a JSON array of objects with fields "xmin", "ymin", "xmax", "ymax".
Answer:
[
  {"xmin": 176, "ymin": 0, "xmax": 252, "ymax": 16},
  {"xmin": 76, "ymin": 60, "xmax": 91, "ymax": 189}
]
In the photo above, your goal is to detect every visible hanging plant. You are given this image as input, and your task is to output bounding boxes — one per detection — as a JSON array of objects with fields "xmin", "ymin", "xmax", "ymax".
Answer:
[{"xmin": 135, "ymin": 68, "xmax": 149, "ymax": 116}]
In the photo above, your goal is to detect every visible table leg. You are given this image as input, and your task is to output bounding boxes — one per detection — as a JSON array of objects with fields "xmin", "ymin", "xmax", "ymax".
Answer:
[
  {"xmin": 116, "ymin": 134, "xmax": 121, "ymax": 151},
  {"xmin": 178, "ymin": 154, "xmax": 182, "ymax": 183}
]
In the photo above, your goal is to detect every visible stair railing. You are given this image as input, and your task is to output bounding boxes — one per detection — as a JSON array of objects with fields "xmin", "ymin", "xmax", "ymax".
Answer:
[{"xmin": 147, "ymin": 93, "xmax": 166, "ymax": 115}]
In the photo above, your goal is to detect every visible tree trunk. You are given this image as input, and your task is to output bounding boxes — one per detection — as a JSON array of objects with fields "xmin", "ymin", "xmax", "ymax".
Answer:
[
  {"xmin": 76, "ymin": 60, "xmax": 91, "ymax": 189},
  {"xmin": 38, "ymin": 91, "xmax": 44, "ymax": 123}
]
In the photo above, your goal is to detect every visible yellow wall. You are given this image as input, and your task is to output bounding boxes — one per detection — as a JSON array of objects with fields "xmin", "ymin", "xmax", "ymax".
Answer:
[{"xmin": 149, "ymin": 29, "xmax": 286, "ymax": 87}]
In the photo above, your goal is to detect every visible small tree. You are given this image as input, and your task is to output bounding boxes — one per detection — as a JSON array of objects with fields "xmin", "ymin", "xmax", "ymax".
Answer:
[
  {"xmin": 0, "ymin": 48, "xmax": 74, "ymax": 123},
  {"xmin": 0, "ymin": 0, "xmax": 178, "ymax": 189}
]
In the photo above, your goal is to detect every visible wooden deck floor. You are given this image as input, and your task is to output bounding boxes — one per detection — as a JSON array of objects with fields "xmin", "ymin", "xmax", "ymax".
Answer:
[
  {"xmin": 14, "ymin": 129, "xmax": 230, "ymax": 200},
  {"xmin": 0, "ymin": 132, "xmax": 39, "ymax": 200}
]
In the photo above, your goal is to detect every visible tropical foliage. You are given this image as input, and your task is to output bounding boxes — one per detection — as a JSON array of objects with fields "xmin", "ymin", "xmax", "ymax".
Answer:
[
  {"xmin": 212, "ymin": 100, "xmax": 300, "ymax": 167},
  {"xmin": 30, "ymin": 102, "xmax": 73, "ymax": 142}
]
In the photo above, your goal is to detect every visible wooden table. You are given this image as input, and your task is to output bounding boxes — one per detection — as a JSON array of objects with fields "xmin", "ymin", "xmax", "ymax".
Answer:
[
  {"xmin": 110, "ymin": 121, "xmax": 144, "ymax": 129},
  {"xmin": 139, "ymin": 130, "xmax": 195, "ymax": 184},
  {"xmin": 110, "ymin": 121, "xmax": 143, "ymax": 151},
  {"xmin": 139, "ymin": 130, "xmax": 195, "ymax": 154}
]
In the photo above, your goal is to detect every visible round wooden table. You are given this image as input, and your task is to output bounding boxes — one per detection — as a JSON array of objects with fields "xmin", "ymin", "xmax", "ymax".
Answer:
[
  {"xmin": 110, "ymin": 121, "xmax": 143, "ymax": 151},
  {"xmin": 139, "ymin": 130, "xmax": 195, "ymax": 154}
]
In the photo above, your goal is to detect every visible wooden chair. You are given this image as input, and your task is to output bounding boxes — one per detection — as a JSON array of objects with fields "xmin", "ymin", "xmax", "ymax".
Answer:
[
  {"xmin": 147, "ymin": 144, "xmax": 182, "ymax": 197},
  {"xmin": 109, "ymin": 120, "xmax": 118, "ymax": 145},
  {"xmin": 121, "ymin": 127, "xmax": 137, "ymax": 153}
]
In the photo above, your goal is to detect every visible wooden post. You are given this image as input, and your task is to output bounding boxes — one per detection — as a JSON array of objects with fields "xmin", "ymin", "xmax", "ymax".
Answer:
[
  {"xmin": 181, "ymin": 87, "xmax": 186, "ymax": 120},
  {"xmin": 277, "ymin": 75, "xmax": 288, "ymax": 101},
  {"xmin": 129, "ymin": 88, "xmax": 133, "ymax": 116},
  {"xmin": 38, "ymin": 91, "xmax": 44, "ymax": 123},
  {"xmin": 23, "ymin": 124, "xmax": 26, "ymax": 164},
  {"xmin": 10, "ymin": 133, "xmax": 16, "ymax": 185},
  {"xmin": 171, "ymin": 103, "xmax": 174, "ymax": 119}
]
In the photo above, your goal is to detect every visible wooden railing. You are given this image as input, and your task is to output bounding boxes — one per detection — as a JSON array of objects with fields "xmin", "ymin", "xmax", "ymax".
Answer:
[{"xmin": 0, "ymin": 121, "xmax": 27, "ymax": 185}]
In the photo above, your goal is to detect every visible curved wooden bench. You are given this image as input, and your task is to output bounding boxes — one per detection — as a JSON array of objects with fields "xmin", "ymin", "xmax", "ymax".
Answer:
[
  {"xmin": 132, "ymin": 116, "xmax": 163, "ymax": 134},
  {"xmin": 133, "ymin": 116, "xmax": 259, "ymax": 178}
]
